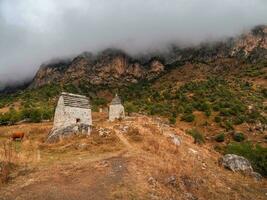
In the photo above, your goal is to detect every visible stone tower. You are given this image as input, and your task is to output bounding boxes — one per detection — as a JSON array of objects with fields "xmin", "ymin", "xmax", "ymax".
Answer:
[
  {"xmin": 47, "ymin": 92, "xmax": 92, "ymax": 143},
  {"xmin": 109, "ymin": 94, "xmax": 125, "ymax": 121}
]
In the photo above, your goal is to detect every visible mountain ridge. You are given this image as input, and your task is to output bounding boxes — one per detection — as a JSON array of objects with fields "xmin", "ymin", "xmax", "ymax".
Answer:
[{"xmin": 29, "ymin": 25, "xmax": 267, "ymax": 90}]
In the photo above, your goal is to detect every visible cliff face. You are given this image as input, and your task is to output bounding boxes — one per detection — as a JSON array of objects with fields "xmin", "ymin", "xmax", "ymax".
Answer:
[
  {"xmin": 231, "ymin": 25, "xmax": 267, "ymax": 62},
  {"xmin": 30, "ymin": 25, "xmax": 267, "ymax": 89},
  {"xmin": 30, "ymin": 50, "xmax": 165, "ymax": 88}
]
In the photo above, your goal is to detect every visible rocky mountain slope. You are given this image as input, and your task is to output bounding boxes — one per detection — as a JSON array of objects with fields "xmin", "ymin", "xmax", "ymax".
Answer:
[{"xmin": 30, "ymin": 25, "xmax": 267, "ymax": 89}]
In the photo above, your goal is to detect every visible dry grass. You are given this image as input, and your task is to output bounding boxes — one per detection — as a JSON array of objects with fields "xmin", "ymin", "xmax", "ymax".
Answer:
[
  {"xmin": 0, "ymin": 115, "xmax": 266, "ymax": 199},
  {"xmin": 126, "ymin": 127, "xmax": 143, "ymax": 142},
  {"xmin": 0, "ymin": 141, "xmax": 17, "ymax": 184}
]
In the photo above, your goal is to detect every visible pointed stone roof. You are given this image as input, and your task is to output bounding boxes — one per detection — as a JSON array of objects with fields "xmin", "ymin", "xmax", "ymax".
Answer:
[
  {"xmin": 110, "ymin": 94, "xmax": 122, "ymax": 105},
  {"xmin": 61, "ymin": 92, "xmax": 91, "ymax": 109}
]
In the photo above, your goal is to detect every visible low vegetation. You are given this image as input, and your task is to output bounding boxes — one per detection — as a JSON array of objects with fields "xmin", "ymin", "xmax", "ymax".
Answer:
[
  {"xmin": 0, "ymin": 141, "xmax": 18, "ymax": 184},
  {"xmin": 186, "ymin": 129, "xmax": 205, "ymax": 145},
  {"xmin": 120, "ymin": 77, "xmax": 266, "ymax": 130},
  {"xmin": 233, "ymin": 132, "xmax": 246, "ymax": 142},
  {"xmin": 215, "ymin": 133, "xmax": 225, "ymax": 143}
]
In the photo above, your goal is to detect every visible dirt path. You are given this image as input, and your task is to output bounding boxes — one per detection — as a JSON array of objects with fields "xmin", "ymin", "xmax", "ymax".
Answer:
[{"xmin": 114, "ymin": 131, "xmax": 132, "ymax": 149}]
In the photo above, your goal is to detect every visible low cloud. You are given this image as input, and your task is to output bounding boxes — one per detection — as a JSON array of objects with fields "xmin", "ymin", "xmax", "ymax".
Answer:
[{"xmin": 0, "ymin": 0, "xmax": 267, "ymax": 85}]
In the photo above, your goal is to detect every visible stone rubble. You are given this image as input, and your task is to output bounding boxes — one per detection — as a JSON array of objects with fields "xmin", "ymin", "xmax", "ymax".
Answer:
[{"xmin": 97, "ymin": 127, "xmax": 112, "ymax": 137}]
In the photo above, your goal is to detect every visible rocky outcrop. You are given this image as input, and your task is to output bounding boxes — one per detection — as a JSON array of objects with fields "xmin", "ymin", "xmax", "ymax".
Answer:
[
  {"xmin": 231, "ymin": 25, "xmax": 267, "ymax": 62},
  {"xmin": 46, "ymin": 123, "xmax": 90, "ymax": 143},
  {"xmin": 219, "ymin": 154, "xmax": 262, "ymax": 180},
  {"xmin": 220, "ymin": 154, "xmax": 253, "ymax": 172},
  {"xmin": 30, "ymin": 49, "xmax": 166, "ymax": 88}
]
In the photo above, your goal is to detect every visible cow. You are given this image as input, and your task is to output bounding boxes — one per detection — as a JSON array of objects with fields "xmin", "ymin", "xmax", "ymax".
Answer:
[{"xmin": 11, "ymin": 132, "xmax": 25, "ymax": 141}]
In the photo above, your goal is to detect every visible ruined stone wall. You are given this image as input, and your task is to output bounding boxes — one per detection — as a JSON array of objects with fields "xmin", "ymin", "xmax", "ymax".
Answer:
[{"xmin": 109, "ymin": 104, "xmax": 125, "ymax": 121}]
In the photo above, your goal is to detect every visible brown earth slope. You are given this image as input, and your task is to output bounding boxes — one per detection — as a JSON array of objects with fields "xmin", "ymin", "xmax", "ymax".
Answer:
[{"xmin": 0, "ymin": 113, "xmax": 266, "ymax": 200}]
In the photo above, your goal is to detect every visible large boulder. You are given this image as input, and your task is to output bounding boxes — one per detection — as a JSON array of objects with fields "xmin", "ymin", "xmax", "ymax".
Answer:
[
  {"xmin": 220, "ymin": 154, "xmax": 253, "ymax": 173},
  {"xmin": 220, "ymin": 154, "xmax": 263, "ymax": 180},
  {"xmin": 46, "ymin": 123, "xmax": 90, "ymax": 143}
]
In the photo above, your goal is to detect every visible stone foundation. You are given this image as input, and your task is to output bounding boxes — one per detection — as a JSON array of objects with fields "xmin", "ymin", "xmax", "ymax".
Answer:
[{"xmin": 47, "ymin": 123, "xmax": 91, "ymax": 143}]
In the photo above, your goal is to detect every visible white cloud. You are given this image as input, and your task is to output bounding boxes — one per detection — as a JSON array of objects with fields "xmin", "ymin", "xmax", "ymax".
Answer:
[{"xmin": 0, "ymin": 0, "xmax": 266, "ymax": 84}]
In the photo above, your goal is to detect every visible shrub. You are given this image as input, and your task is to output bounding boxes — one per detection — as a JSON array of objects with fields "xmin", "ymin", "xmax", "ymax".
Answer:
[
  {"xmin": 29, "ymin": 109, "xmax": 42, "ymax": 123},
  {"xmin": 220, "ymin": 108, "xmax": 231, "ymax": 116},
  {"xmin": 186, "ymin": 129, "xmax": 205, "ymax": 144},
  {"xmin": 212, "ymin": 104, "xmax": 220, "ymax": 112},
  {"xmin": 261, "ymin": 88, "xmax": 267, "ymax": 98},
  {"xmin": 246, "ymin": 110, "xmax": 262, "ymax": 123},
  {"xmin": 233, "ymin": 116, "xmax": 245, "ymax": 125},
  {"xmin": 169, "ymin": 116, "xmax": 176, "ymax": 125},
  {"xmin": 124, "ymin": 102, "xmax": 138, "ymax": 115},
  {"xmin": 205, "ymin": 108, "xmax": 211, "ymax": 117},
  {"xmin": 233, "ymin": 132, "xmax": 245, "ymax": 142},
  {"xmin": 91, "ymin": 97, "xmax": 108, "ymax": 112},
  {"xmin": 221, "ymin": 120, "xmax": 234, "ymax": 131},
  {"xmin": 225, "ymin": 142, "xmax": 267, "ymax": 177},
  {"xmin": 215, "ymin": 133, "xmax": 225, "ymax": 142},
  {"xmin": 214, "ymin": 116, "xmax": 221, "ymax": 123},
  {"xmin": 181, "ymin": 113, "xmax": 195, "ymax": 122}
]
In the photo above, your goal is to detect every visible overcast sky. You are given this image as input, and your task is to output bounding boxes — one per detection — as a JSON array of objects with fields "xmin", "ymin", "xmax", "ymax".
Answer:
[{"xmin": 0, "ymin": 0, "xmax": 267, "ymax": 86}]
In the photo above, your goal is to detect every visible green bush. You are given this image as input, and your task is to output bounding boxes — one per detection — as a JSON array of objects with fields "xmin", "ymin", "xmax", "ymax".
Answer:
[
  {"xmin": 29, "ymin": 109, "xmax": 42, "ymax": 123},
  {"xmin": 205, "ymin": 108, "xmax": 211, "ymax": 117},
  {"xmin": 233, "ymin": 116, "xmax": 245, "ymax": 125},
  {"xmin": 215, "ymin": 133, "xmax": 225, "ymax": 142},
  {"xmin": 214, "ymin": 116, "xmax": 221, "ymax": 123},
  {"xmin": 261, "ymin": 88, "xmax": 267, "ymax": 98},
  {"xmin": 233, "ymin": 132, "xmax": 245, "ymax": 142},
  {"xmin": 124, "ymin": 102, "xmax": 138, "ymax": 115},
  {"xmin": 221, "ymin": 120, "xmax": 234, "ymax": 131},
  {"xmin": 169, "ymin": 116, "xmax": 176, "ymax": 125},
  {"xmin": 225, "ymin": 142, "xmax": 267, "ymax": 177},
  {"xmin": 181, "ymin": 113, "xmax": 195, "ymax": 122},
  {"xmin": 220, "ymin": 108, "xmax": 231, "ymax": 116},
  {"xmin": 186, "ymin": 129, "xmax": 205, "ymax": 144}
]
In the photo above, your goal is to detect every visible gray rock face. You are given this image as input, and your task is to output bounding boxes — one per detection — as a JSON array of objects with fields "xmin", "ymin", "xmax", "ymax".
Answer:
[
  {"xmin": 220, "ymin": 154, "xmax": 253, "ymax": 173},
  {"xmin": 46, "ymin": 123, "xmax": 90, "ymax": 143}
]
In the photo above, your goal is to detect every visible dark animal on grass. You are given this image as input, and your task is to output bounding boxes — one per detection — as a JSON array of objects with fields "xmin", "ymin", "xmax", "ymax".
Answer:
[{"xmin": 11, "ymin": 132, "xmax": 25, "ymax": 141}]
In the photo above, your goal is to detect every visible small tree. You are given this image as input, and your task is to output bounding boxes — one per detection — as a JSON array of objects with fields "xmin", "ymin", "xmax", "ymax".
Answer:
[
  {"xmin": 124, "ymin": 102, "xmax": 137, "ymax": 116},
  {"xmin": 215, "ymin": 133, "xmax": 225, "ymax": 142},
  {"xmin": 233, "ymin": 132, "xmax": 245, "ymax": 142},
  {"xmin": 181, "ymin": 113, "xmax": 195, "ymax": 122},
  {"xmin": 29, "ymin": 109, "xmax": 42, "ymax": 123}
]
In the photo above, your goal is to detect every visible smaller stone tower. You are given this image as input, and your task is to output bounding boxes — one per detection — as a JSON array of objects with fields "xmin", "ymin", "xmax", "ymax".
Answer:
[{"xmin": 109, "ymin": 94, "xmax": 125, "ymax": 121}]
